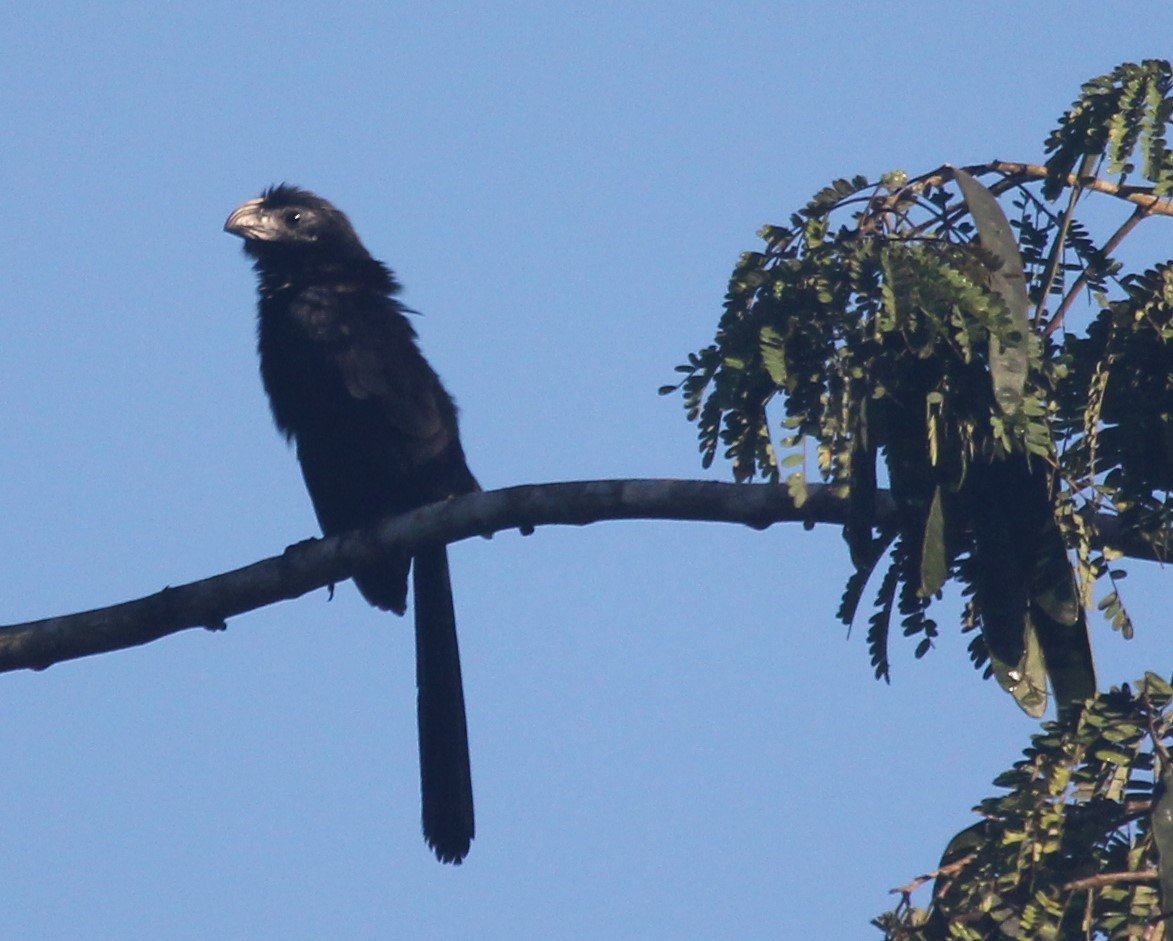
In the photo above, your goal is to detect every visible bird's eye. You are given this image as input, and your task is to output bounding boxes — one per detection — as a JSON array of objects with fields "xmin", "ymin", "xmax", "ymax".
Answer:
[{"xmin": 284, "ymin": 210, "xmax": 302, "ymax": 226}]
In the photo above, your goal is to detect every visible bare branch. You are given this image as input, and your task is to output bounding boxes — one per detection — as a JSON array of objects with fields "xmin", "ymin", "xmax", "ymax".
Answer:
[
  {"xmin": 988, "ymin": 161, "xmax": 1173, "ymax": 216},
  {"xmin": 883, "ymin": 159, "xmax": 1173, "ymax": 222},
  {"xmin": 0, "ymin": 478, "xmax": 1163, "ymax": 674},
  {"xmin": 890, "ymin": 852, "xmax": 977, "ymax": 898},
  {"xmin": 1063, "ymin": 869, "xmax": 1159, "ymax": 893},
  {"xmin": 0, "ymin": 479, "xmax": 831, "ymax": 673}
]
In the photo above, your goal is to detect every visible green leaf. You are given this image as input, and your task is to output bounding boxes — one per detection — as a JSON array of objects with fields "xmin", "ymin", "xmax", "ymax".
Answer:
[
  {"xmin": 759, "ymin": 325, "xmax": 787, "ymax": 385},
  {"xmin": 989, "ymin": 620, "xmax": 1048, "ymax": 718},
  {"xmin": 952, "ymin": 167, "xmax": 1032, "ymax": 415},
  {"xmin": 1142, "ymin": 673, "xmax": 1173, "ymax": 700},
  {"xmin": 1092, "ymin": 748, "xmax": 1133, "ymax": 765},
  {"xmin": 919, "ymin": 486, "xmax": 948, "ymax": 596}
]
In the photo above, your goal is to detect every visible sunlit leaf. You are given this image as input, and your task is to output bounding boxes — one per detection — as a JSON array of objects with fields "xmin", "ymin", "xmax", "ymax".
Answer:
[
  {"xmin": 919, "ymin": 486, "xmax": 947, "ymax": 597},
  {"xmin": 990, "ymin": 621, "xmax": 1047, "ymax": 718}
]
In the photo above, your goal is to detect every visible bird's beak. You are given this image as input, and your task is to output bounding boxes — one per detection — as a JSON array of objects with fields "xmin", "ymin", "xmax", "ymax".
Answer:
[{"xmin": 224, "ymin": 197, "xmax": 272, "ymax": 240}]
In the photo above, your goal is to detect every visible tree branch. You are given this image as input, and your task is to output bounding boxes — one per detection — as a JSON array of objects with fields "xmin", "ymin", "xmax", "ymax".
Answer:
[
  {"xmin": 0, "ymin": 478, "xmax": 1163, "ymax": 674},
  {"xmin": 1044, "ymin": 202, "xmax": 1151, "ymax": 336},
  {"xmin": 988, "ymin": 161, "xmax": 1173, "ymax": 216},
  {"xmin": 888, "ymin": 159, "xmax": 1173, "ymax": 222},
  {"xmin": 1063, "ymin": 869, "xmax": 1159, "ymax": 893}
]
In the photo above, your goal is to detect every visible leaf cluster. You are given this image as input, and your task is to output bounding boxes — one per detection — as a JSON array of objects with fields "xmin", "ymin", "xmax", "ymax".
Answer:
[
  {"xmin": 875, "ymin": 674, "xmax": 1173, "ymax": 941},
  {"xmin": 1044, "ymin": 59, "xmax": 1173, "ymax": 200},
  {"xmin": 1062, "ymin": 263, "xmax": 1173, "ymax": 560},
  {"xmin": 665, "ymin": 59, "xmax": 1173, "ymax": 696}
]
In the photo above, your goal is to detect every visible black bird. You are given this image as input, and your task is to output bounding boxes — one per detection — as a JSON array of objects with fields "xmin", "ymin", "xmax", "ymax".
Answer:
[{"xmin": 225, "ymin": 185, "xmax": 477, "ymax": 863}]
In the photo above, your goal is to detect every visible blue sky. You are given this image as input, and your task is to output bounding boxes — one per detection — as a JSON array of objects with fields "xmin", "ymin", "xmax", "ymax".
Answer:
[{"xmin": 2, "ymin": 3, "xmax": 1172, "ymax": 938}]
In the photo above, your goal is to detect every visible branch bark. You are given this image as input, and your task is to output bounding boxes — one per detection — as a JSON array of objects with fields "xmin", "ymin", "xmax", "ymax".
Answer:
[
  {"xmin": 987, "ymin": 160, "xmax": 1173, "ymax": 216},
  {"xmin": 0, "ymin": 478, "xmax": 1162, "ymax": 675}
]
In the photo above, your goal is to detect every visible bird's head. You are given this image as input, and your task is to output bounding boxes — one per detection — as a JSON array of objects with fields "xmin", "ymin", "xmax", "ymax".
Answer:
[{"xmin": 224, "ymin": 184, "xmax": 370, "ymax": 264}]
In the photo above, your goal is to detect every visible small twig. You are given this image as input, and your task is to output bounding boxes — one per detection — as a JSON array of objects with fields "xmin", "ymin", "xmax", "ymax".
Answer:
[
  {"xmin": 1063, "ymin": 869, "xmax": 1159, "ymax": 893},
  {"xmin": 1033, "ymin": 164, "xmax": 1089, "ymax": 326},
  {"xmin": 1043, "ymin": 204, "xmax": 1149, "ymax": 336},
  {"xmin": 890, "ymin": 853, "xmax": 977, "ymax": 898},
  {"xmin": 884, "ymin": 160, "xmax": 1173, "ymax": 234}
]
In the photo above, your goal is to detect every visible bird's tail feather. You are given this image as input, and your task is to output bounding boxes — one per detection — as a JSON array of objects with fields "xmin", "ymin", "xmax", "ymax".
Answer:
[{"xmin": 412, "ymin": 545, "xmax": 475, "ymax": 863}]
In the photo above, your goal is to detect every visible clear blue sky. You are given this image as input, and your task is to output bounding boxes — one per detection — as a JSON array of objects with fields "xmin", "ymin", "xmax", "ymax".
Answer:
[{"xmin": 1, "ymin": 3, "xmax": 1171, "ymax": 938}]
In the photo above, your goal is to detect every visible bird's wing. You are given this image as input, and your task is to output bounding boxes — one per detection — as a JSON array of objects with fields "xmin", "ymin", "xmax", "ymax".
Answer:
[{"xmin": 332, "ymin": 295, "xmax": 456, "ymax": 466}]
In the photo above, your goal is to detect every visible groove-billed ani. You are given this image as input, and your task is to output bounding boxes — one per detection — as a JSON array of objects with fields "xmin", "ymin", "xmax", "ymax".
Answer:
[{"xmin": 224, "ymin": 185, "xmax": 477, "ymax": 864}]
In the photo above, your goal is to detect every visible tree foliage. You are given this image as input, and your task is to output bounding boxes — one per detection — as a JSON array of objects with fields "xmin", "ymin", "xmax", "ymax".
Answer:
[
  {"xmin": 666, "ymin": 59, "xmax": 1173, "ymax": 938},
  {"xmin": 877, "ymin": 674, "xmax": 1173, "ymax": 941},
  {"xmin": 666, "ymin": 58, "xmax": 1173, "ymax": 717}
]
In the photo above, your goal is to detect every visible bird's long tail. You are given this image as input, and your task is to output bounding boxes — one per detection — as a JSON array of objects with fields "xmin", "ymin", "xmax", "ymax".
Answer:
[{"xmin": 412, "ymin": 544, "xmax": 475, "ymax": 863}]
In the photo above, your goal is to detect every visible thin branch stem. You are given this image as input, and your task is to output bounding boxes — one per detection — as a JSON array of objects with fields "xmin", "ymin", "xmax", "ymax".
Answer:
[
  {"xmin": 1044, "ymin": 204, "xmax": 1150, "ymax": 336},
  {"xmin": 1063, "ymin": 869, "xmax": 1159, "ymax": 893},
  {"xmin": 1033, "ymin": 174, "xmax": 1085, "ymax": 326},
  {"xmin": 989, "ymin": 161, "xmax": 1173, "ymax": 214},
  {"xmin": 886, "ymin": 159, "xmax": 1173, "ymax": 227},
  {"xmin": 891, "ymin": 853, "xmax": 977, "ymax": 897}
]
